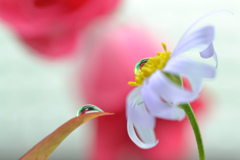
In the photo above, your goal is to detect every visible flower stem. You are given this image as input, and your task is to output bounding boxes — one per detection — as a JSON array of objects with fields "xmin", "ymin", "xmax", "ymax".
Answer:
[
  {"xmin": 179, "ymin": 103, "xmax": 206, "ymax": 160},
  {"xmin": 166, "ymin": 74, "xmax": 205, "ymax": 159}
]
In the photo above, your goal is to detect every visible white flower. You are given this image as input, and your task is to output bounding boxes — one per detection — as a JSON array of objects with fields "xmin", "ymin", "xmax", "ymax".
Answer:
[{"xmin": 126, "ymin": 10, "xmax": 232, "ymax": 149}]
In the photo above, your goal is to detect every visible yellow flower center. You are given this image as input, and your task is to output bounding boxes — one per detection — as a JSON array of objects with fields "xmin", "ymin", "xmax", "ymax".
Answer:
[{"xmin": 128, "ymin": 43, "xmax": 171, "ymax": 86}]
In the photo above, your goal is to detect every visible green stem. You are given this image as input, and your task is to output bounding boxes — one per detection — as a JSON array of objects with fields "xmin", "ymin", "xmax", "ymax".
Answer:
[
  {"xmin": 179, "ymin": 103, "xmax": 206, "ymax": 160},
  {"xmin": 165, "ymin": 73, "xmax": 205, "ymax": 159}
]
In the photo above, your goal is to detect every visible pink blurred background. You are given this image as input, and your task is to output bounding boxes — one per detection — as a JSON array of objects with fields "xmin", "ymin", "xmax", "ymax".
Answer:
[{"xmin": 0, "ymin": 0, "xmax": 236, "ymax": 160}]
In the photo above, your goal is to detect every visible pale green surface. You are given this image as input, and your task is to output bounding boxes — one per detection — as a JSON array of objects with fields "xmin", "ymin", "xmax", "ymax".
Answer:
[
  {"xmin": 0, "ymin": 0, "xmax": 240, "ymax": 159},
  {"xmin": 0, "ymin": 24, "xmax": 93, "ymax": 159}
]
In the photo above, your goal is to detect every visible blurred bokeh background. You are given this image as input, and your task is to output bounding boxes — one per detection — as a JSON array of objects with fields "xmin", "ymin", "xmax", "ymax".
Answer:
[{"xmin": 0, "ymin": 0, "xmax": 238, "ymax": 159}]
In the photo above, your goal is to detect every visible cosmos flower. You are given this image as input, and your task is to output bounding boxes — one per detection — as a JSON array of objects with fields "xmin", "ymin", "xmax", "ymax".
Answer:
[
  {"xmin": 126, "ymin": 10, "xmax": 231, "ymax": 149},
  {"xmin": 79, "ymin": 25, "xmax": 209, "ymax": 160}
]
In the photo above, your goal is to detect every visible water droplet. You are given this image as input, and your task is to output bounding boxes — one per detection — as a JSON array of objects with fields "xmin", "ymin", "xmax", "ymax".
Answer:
[
  {"xmin": 134, "ymin": 58, "xmax": 149, "ymax": 75},
  {"xmin": 77, "ymin": 104, "xmax": 103, "ymax": 116}
]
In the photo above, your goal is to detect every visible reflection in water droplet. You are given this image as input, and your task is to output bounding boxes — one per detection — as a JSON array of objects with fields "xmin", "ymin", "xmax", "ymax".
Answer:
[
  {"xmin": 77, "ymin": 104, "xmax": 103, "ymax": 116},
  {"xmin": 134, "ymin": 58, "xmax": 149, "ymax": 75}
]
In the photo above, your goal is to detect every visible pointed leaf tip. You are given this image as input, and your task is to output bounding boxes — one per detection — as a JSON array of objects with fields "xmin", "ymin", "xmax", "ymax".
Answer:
[{"xmin": 20, "ymin": 111, "xmax": 113, "ymax": 160}]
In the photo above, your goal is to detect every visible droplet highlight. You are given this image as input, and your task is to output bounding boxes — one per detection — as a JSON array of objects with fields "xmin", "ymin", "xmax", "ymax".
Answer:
[
  {"xmin": 134, "ymin": 58, "xmax": 149, "ymax": 75},
  {"xmin": 77, "ymin": 104, "xmax": 103, "ymax": 116}
]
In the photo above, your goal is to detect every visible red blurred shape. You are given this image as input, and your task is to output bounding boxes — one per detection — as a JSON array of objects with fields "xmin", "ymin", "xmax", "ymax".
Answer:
[{"xmin": 0, "ymin": 0, "xmax": 120, "ymax": 59}]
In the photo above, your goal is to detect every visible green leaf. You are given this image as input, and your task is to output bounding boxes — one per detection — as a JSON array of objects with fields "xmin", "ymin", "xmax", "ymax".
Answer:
[{"xmin": 20, "ymin": 112, "xmax": 113, "ymax": 160}]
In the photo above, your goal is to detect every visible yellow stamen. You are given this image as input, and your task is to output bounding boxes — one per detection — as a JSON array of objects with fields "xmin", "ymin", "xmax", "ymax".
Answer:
[
  {"xmin": 128, "ymin": 81, "xmax": 138, "ymax": 86},
  {"xmin": 161, "ymin": 42, "xmax": 167, "ymax": 52},
  {"xmin": 128, "ymin": 43, "xmax": 171, "ymax": 86}
]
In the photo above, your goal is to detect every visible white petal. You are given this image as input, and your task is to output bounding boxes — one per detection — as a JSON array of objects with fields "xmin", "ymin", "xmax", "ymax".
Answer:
[
  {"xmin": 213, "ymin": 52, "xmax": 218, "ymax": 68},
  {"xmin": 132, "ymin": 97, "xmax": 157, "ymax": 143},
  {"xmin": 172, "ymin": 25, "xmax": 214, "ymax": 57},
  {"xmin": 147, "ymin": 70, "xmax": 200, "ymax": 104},
  {"xmin": 200, "ymin": 43, "xmax": 218, "ymax": 68},
  {"xmin": 176, "ymin": 10, "xmax": 232, "ymax": 51},
  {"xmin": 142, "ymin": 84, "xmax": 185, "ymax": 121},
  {"xmin": 126, "ymin": 87, "xmax": 156, "ymax": 129},
  {"xmin": 163, "ymin": 57, "xmax": 215, "ymax": 78},
  {"xmin": 187, "ymin": 76, "xmax": 203, "ymax": 97},
  {"xmin": 135, "ymin": 124, "xmax": 157, "ymax": 144},
  {"xmin": 200, "ymin": 42, "xmax": 214, "ymax": 58},
  {"xmin": 126, "ymin": 87, "xmax": 142, "ymax": 105},
  {"xmin": 127, "ymin": 103, "xmax": 156, "ymax": 129},
  {"xmin": 127, "ymin": 120, "xmax": 158, "ymax": 149}
]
